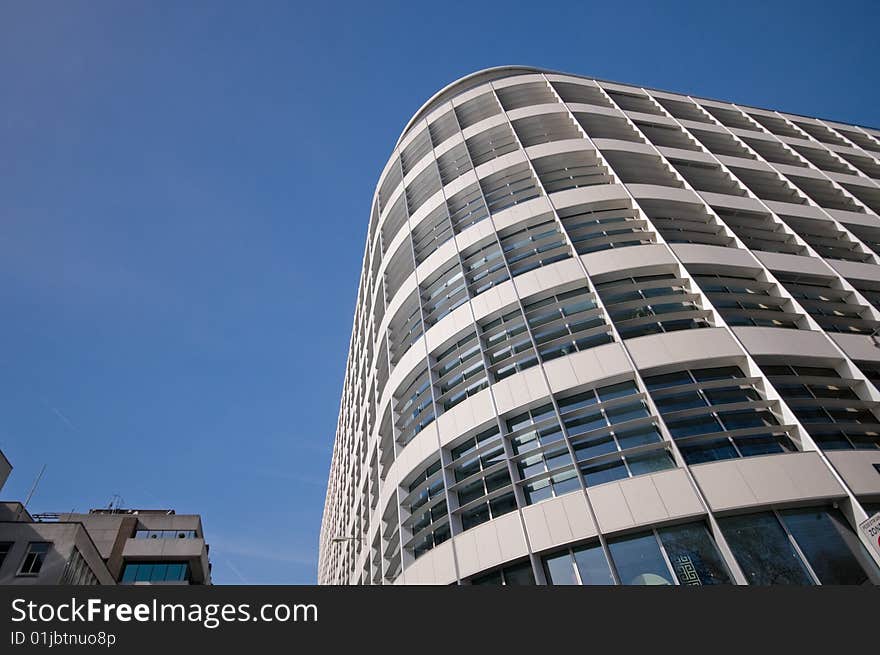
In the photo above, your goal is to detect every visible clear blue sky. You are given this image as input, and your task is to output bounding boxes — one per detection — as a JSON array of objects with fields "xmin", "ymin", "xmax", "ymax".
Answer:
[{"xmin": 0, "ymin": 0, "xmax": 877, "ymax": 584}]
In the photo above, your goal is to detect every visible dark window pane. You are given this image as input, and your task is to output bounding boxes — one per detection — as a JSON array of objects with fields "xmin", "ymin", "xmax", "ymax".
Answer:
[
  {"xmin": 666, "ymin": 414, "xmax": 723, "ymax": 438},
  {"xmin": 627, "ymin": 450, "xmax": 675, "ymax": 476},
  {"xmin": 608, "ymin": 532, "xmax": 674, "ymax": 585},
  {"xmin": 680, "ymin": 438, "xmax": 738, "ymax": 464},
  {"xmin": 657, "ymin": 523, "xmax": 732, "ymax": 586},
  {"xmin": 502, "ymin": 561, "xmax": 536, "ymax": 585},
  {"xmin": 582, "ymin": 458, "xmax": 628, "ymax": 486},
  {"xmin": 616, "ymin": 426, "xmax": 661, "ymax": 449},
  {"xmin": 471, "ymin": 570, "xmax": 503, "ymax": 585},
  {"xmin": 781, "ymin": 508, "xmax": 878, "ymax": 585},
  {"xmin": 719, "ymin": 513, "xmax": 813, "ymax": 585}
]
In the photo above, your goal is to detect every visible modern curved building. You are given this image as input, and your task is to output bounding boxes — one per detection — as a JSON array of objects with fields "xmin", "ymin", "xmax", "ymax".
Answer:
[{"xmin": 318, "ymin": 66, "xmax": 880, "ymax": 586}]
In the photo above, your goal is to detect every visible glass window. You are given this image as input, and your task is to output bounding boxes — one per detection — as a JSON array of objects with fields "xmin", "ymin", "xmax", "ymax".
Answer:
[
  {"xmin": 657, "ymin": 523, "xmax": 732, "ymax": 585},
  {"xmin": 719, "ymin": 513, "xmax": 813, "ymax": 585},
  {"xmin": 543, "ymin": 552, "xmax": 578, "ymax": 585},
  {"xmin": 18, "ymin": 542, "xmax": 50, "ymax": 575},
  {"xmin": 121, "ymin": 563, "xmax": 138, "ymax": 583},
  {"xmin": 121, "ymin": 561, "xmax": 190, "ymax": 583},
  {"xmin": 573, "ymin": 543, "xmax": 615, "ymax": 585},
  {"xmin": 627, "ymin": 450, "xmax": 675, "ymax": 476},
  {"xmin": 582, "ymin": 459, "xmax": 628, "ymax": 486},
  {"xmin": 472, "ymin": 560, "xmax": 536, "ymax": 585},
  {"xmin": 780, "ymin": 508, "xmax": 878, "ymax": 585},
  {"xmin": 502, "ymin": 561, "xmax": 536, "ymax": 585},
  {"xmin": 607, "ymin": 532, "xmax": 674, "ymax": 585}
]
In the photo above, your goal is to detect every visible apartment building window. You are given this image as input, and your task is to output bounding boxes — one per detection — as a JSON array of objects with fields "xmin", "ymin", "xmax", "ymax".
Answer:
[
  {"xmin": 506, "ymin": 404, "xmax": 578, "ymax": 504},
  {"xmin": 60, "ymin": 548, "xmax": 99, "ymax": 585},
  {"xmin": 436, "ymin": 142, "xmax": 472, "ymax": 187},
  {"xmin": 702, "ymin": 105, "xmax": 758, "ymax": 131},
  {"xmin": 601, "ymin": 151, "xmax": 683, "ymax": 187},
  {"xmin": 479, "ymin": 308, "xmax": 538, "ymax": 381},
  {"xmin": 543, "ymin": 522, "xmax": 731, "ymax": 586},
  {"xmin": 690, "ymin": 271, "xmax": 803, "ymax": 329},
  {"xmin": 512, "ymin": 111, "xmax": 582, "ymax": 147},
  {"xmin": 773, "ymin": 272, "xmax": 880, "ymax": 334},
  {"xmin": 606, "ymin": 90, "xmax": 663, "ymax": 115},
  {"xmin": 759, "ymin": 363, "xmax": 880, "ymax": 450},
  {"xmin": 450, "ymin": 426, "xmax": 515, "ymax": 531},
  {"xmin": 644, "ymin": 366, "xmax": 795, "ymax": 464},
  {"xmin": 523, "ymin": 286, "xmax": 612, "ymax": 361},
  {"xmin": 670, "ymin": 160, "xmax": 746, "ymax": 197},
  {"xmin": 18, "ymin": 542, "xmax": 50, "ymax": 576},
  {"xmin": 401, "ymin": 459, "xmax": 449, "ymax": 559},
  {"xmin": 466, "ymin": 123, "xmax": 518, "ymax": 167},
  {"xmin": 557, "ymin": 381, "xmax": 673, "ymax": 487},
  {"xmin": 121, "ymin": 561, "xmax": 191, "ymax": 583},
  {"xmin": 400, "ymin": 129, "xmax": 432, "ymax": 176},
  {"xmin": 412, "ymin": 204, "xmax": 454, "ymax": 265},
  {"xmin": 479, "ymin": 162, "xmax": 542, "ymax": 214},
  {"xmin": 428, "ymin": 110, "xmax": 459, "ymax": 150},
  {"xmin": 387, "ymin": 292, "xmax": 423, "ymax": 365},
  {"xmin": 636, "ymin": 121, "xmax": 700, "ymax": 151},
  {"xmin": 640, "ymin": 199, "xmax": 734, "ymax": 247},
  {"xmin": 785, "ymin": 175, "xmax": 863, "ymax": 213},
  {"xmin": 533, "ymin": 150, "xmax": 612, "ymax": 193},
  {"xmin": 462, "ymin": 238, "xmax": 509, "ymax": 297},
  {"xmin": 720, "ymin": 508, "xmax": 879, "ymax": 585},
  {"xmin": 454, "ymin": 91, "xmax": 501, "ymax": 130},
  {"xmin": 420, "ymin": 258, "xmax": 467, "ymax": 327},
  {"xmin": 557, "ymin": 200, "xmax": 655, "ymax": 254},
  {"xmin": 729, "ymin": 166, "xmax": 805, "ymax": 204},
  {"xmin": 712, "ymin": 207, "xmax": 805, "ymax": 256},
  {"xmin": 446, "ymin": 183, "xmax": 490, "ymax": 233},
  {"xmin": 543, "ymin": 541, "xmax": 615, "ymax": 585},
  {"xmin": 496, "ymin": 82, "xmax": 557, "ymax": 111},
  {"xmin": 574, "ymin": 112, "xmax": 643, "ymax": 142},
  {"xmin": 551, "ymin": 81, "xmax": 612, "ymax": 107},
  {"xmin": 431, "ymin": 330, "xmax": 488, "ymax": 411},
  {"xmin": 470, "ymin": 560, "xmax": 536, "ymax": 585},
  {"xmin": 0, "ymin": 542, "xmax": 12, "ymax": 570},
  {"xmin": 689, "ymin": 129, "xmax": 755, "ymax": 159},
  {"xmin": 394, "ymin": 366, "xmax": 435, "ymax": 445},
  {"xmin": 776, "ymin": 214, "xmax": 870, "ymax": 263},
  {"xmin": 595, "ymin": 272, "xmax": 711, "ymax": 339},
  {"xmin": 655, "ymin": 97, "xmax": 712, "ymax": 123},
  {"xmin": 499, "ymin": 216, "xmax": 570, "ymax": 277}
]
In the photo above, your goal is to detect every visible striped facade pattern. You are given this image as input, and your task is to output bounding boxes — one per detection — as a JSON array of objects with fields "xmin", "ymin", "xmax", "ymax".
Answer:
[{"xmin": 318, "ymin": 67, "xmax": 880, "ymax": 585}]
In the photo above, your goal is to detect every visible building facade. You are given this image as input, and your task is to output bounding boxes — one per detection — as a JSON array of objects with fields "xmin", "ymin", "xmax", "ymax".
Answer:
[
  {"xmin": 0, "ymin": 451, "xmax": 211, "ymax": 585},
  {"xmin": 318, "ymin": 66, "xmax": 880, "ymax": 586}
]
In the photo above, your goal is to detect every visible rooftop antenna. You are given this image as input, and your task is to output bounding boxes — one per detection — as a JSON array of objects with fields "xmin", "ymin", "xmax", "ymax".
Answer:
[
  {"xmin": 107, "ymin": 494, "xmax": 124, "ymax": 512},
  {"xmin": 15, "ymin": 464, "xmax": 46, "ymax": 521}
]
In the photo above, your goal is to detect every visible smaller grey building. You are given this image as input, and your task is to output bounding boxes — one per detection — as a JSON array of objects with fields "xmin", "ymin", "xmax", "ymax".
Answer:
[{"xmin": 0, "ymin": 450, "xmax": 212, "ymax": 585}]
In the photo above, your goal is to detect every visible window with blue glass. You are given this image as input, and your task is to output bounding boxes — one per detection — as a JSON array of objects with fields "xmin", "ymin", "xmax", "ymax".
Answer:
[
  {"xmin": 644, "ymin": 366, "xmax": 795, "ymax": 464},
  {"xmin": 121, "ymin": 562, "xmax": 190, "ymax": 583},
  {"xmin": 595, "ymin": 272, "xmax": 711, "ymax": 339},
  {"xmin": 759, "ymin": 362, "xmax": 880, "ymax": 450},
  {"xmin": 506, "ymin": 404, "xmax": 579, "ymax": 504},
  {"xmin": 557, "ymin": 380, "xmax": 674, "ymax": 486},
  {"xmin": 542, "ymin": 522, "xmax": 731, "ymax": 586},
  {"xmin": 522, "ymin": 286, "xmax": 612, "ymax": 362},
  {"xmin": 450, "ymin": 426, "xmax": 516, "ymax": 531},
  {"xmin": 401, "ymin": 459, "xmax": 450, "ymax": 560},
  {"xmin": 719, "ymin": 507, "xmax": 879, "ymax": 585}
]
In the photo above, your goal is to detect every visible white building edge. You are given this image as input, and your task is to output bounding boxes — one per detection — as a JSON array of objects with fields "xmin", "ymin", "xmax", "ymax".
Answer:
[{"xmin": 319, "ymin": 66, "xmax": 880, "ymax": 586}]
